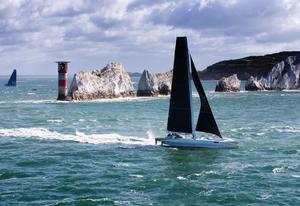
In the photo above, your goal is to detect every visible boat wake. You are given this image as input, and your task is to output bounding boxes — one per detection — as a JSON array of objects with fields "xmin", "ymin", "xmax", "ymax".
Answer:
[{"xmin": 0, "ymin": 128, "xmax": 155, "ymax": 146}]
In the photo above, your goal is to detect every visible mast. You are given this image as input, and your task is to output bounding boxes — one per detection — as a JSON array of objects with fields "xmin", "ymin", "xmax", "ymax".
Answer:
[
  {"xmin": 187, "ymin": 51, "xmax": 196, "ymax": 139},
  {"xmin": 167, "ymin": 37, "xmax": 193, "ymax": 134}
]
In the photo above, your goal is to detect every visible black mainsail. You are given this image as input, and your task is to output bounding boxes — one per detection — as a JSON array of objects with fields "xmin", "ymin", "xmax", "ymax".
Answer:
[
  {"xmin": 167, "ymin": 36, "xmax": 222, "ymax": 139},
  {"xmin": 167, "ymin": 37, "xmax": 193, "ymax": 133},
  {"xmin": 191, "ymin": 57, "xmax": 222, "ymax": 138},
  {"xmin": 5, "ymin": 69, "xmax": 17, "ymax": 86}
]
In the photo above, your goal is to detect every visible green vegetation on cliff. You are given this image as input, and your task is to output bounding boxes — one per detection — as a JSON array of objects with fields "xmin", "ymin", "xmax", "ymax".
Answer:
[{"xmin": 198, "ymin": 51, "xmax": 300, "ymax": 80}]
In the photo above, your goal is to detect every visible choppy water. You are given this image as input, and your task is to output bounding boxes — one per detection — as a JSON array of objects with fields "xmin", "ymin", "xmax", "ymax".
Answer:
[{"xmin": 0, "ymin": 75, "xmax": 299, "ymax": 205}]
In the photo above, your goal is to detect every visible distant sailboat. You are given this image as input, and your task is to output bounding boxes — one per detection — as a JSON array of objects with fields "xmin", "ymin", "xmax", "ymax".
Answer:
[
  {"xmin": 155, "ymin": 37, "xmax": 238, "ymax": 149},
  {"xmin": 5, "ymin": 69, "xmax": 17, "ymax": 86}
]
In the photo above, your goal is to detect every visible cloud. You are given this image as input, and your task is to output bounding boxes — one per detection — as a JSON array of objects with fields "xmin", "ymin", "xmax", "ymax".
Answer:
[{"xmin": 0, "ymin": 0, "xmax": 299, "ymax": 74}]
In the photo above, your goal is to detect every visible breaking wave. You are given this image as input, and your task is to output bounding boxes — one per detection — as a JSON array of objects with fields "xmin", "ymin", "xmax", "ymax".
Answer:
[
  {"xmin": 270, "ymin": 125, "xmax": 300, "ymax": 133},
  {"xmin": 0, "ymin": 127, "xmax": 155, "ymax": 146}
]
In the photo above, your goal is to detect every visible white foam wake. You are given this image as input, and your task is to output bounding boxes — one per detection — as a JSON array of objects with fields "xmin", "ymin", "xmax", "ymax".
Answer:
[{"xmin": 0, "ymin": 128, "xmax": 155, "ymax": 146}]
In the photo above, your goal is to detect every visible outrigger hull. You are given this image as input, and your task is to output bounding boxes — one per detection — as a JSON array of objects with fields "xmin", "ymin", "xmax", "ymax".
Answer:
[{"xmin": 158, "ymin": 138, "xmax": 238, "ymax": 149}]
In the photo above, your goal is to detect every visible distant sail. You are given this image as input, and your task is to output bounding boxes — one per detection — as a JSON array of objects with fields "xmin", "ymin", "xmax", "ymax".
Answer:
[
  {"xmin": 5, "ymin": 69, "xmax": 17, "ymax": 86},
  {"xmin": 191, "ymin": 57, "xmax": 222, "ymax": 138},
  {"xmin": 167, "ymin": 37, "xmax": 193, "ymax": 133}
]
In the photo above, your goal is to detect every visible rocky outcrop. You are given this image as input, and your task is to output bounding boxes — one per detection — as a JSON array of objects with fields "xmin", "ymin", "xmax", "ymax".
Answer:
[
  {"xmin": 245, "ymin": 56, "xmax": 300, "ymax": 91},
  {"xmin": 68, "ymin": 63, "xmax": 135, "ymax": 100},
  {"xmin": 245, "ymin": 76, "xmax": 264, "ymax": 91},
  {"xmin": 137, "ymin": 70, "xmax": 172, "ymax": 96},
  {"xmin": 215, "ymin": 74, "xmax": 240, "ymax": 92},
  {"xmin": 261, "ymin": 56, "xmax": 300, "ymax": 90},
  {"xmin": 199, "ymin": 51, "xmax": 300, "ymax": 80}
]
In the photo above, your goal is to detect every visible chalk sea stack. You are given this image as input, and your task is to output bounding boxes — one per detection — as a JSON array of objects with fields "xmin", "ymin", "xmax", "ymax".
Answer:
[
  {"xmin": 137, "ymin": 70, "xmax": 172, "ymax": 96},
  {"xmin": 245, "ymin": 76, "xmax": 264, "ymax": 91},
  {"xmin": 215, "ymin": 74, "xmax": 240, "ymax": 92},
  {"xmin": 68, "ymin": 63, "xmax": 135, "ymax": 100}
]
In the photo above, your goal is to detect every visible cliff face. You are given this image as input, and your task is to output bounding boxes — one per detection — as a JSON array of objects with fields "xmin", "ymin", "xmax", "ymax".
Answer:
[
  {"xmin": 244, "ymin": 56, "xmax": 300, "ymax": 90},
  {"xmin": 68, "ymin": 63, "xmax": 135, "ymax": 100},
  {"xmin": 199, "ymin": 51, "xmax": 300, "ymax": 80},
  {"xmin": 261, "ymin": 56, "xmax": 300, "ymax": 90}
]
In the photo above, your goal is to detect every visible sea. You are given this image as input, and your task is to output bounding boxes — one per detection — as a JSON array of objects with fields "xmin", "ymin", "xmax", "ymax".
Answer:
[{"xmin": 0, "ymin": 75, "xmax": 299, "ymax": 206}]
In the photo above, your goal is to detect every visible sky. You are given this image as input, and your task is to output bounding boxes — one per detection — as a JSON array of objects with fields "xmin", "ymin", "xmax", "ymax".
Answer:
[{"xmin": 1, "ymin": 0, "xmax": 300, "ymax": 75}]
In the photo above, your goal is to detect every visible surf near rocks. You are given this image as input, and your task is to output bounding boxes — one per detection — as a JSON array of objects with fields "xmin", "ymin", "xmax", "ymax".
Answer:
[{"xmin": 215, "ymin": 74, "xmax": 241, "ymax": 92}]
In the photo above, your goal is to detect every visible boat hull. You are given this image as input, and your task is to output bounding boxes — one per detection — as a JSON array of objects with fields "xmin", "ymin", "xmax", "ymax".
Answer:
[{"xmin": 160, "ymin": 138, "xmax": 238, "ymax": 149}]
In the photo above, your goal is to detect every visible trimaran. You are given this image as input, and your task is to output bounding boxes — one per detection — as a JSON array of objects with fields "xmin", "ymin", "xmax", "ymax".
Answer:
[{"xmin": 155, "ymin": 37, "xmax": 238, "ymax": 149}]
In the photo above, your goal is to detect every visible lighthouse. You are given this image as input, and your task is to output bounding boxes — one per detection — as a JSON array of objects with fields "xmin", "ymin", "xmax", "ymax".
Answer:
[{"xmin": 56, "ymin": 61, "xmax": 70, "ymax": 100}]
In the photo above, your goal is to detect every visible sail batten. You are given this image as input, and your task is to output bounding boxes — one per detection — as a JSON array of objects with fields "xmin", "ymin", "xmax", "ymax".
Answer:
[
  {"xmin": 191, "ymin": 57, "xmax": 222, "ymax": 138},
  {"xmin": 167, "ymin": 37, "xmax": 193, "ymax": 133}
]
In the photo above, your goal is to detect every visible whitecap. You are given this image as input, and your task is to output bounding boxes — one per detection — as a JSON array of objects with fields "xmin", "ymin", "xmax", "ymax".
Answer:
[
  {"xmin": 47, "ymin": 119, "xmax": 63, "ymax": 123},
  {"xmin": 81, "ymin": 198, "xmax": 110, "ymax": 202},
  {"xmin": 198, "ymin": 190, "xmax": 213, "ymax": 197},
  {"xmin": 113, "ymin": 163, "xmax": 135, "ymax": 168},
  {"xmin": 201, "ymin": 170, "xmax": 217, "ymax": 176},
  {"xmin": 177, "ymin": 176, "xmax": 187, "ymax": 180},
  {"xmin": 114, "ymin": 200, "xmax": 131, "ymax": 205},
  {"xmin": 0, "ymin": 127, "xmax": 155, "ymax": 146},
  {"xmin": 129, "ymin": 174, "xmax": 143, "ymax": 178},
  {"xmin": 258, "ymin": 193, "xmax": 272, "ymax": 200},
  {"xmin": 271, "ymin": 125, "xmax": 300, "ymax": 133},
  {"xmin": 272, "ymin": 167, "xmax": 287, "ymax": 173},
  {"xmin": 187, "ymin": 171, "xmax": 218, "ymax": 178},
  {"xmin": 231, "ymin": 127, "xmax": 252, "ymax": 132}
]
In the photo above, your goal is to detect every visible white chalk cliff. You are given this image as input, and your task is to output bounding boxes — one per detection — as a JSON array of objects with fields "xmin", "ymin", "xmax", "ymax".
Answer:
[
  {"xmin": 137, "ymin": 70, "xmax": 172, "ymax": 96},
  {"xmin": 261, "ymin": 56, "xmax": 300, "ymax": 90},
  {"xmin": 245, "ymin": 56, "xmax": 300, "ymax": 90},
  {"xmin": 68, "ymin": 63, "xmax": 135, "ymax": 100}
]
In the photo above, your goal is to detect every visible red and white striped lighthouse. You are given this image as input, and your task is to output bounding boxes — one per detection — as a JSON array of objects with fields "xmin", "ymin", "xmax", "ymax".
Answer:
[{"xmin": 56, "ymin": 61, "xmax": 70, "ymax": 100}]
